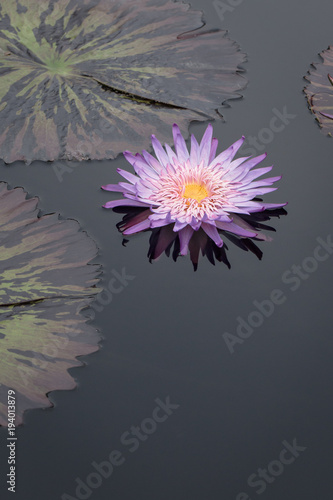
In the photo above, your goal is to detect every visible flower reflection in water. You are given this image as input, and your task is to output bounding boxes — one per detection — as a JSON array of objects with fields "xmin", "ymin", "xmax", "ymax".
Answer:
[{"xmin": 113, "ymin": 203, "xmax": 287, "ymax": 270}]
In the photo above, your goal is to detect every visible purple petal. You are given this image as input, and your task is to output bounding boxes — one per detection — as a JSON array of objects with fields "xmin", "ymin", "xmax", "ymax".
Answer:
[
  {"xmin": 101, "ymin": 183, "xmax": 125, "ymax": 192},
  {"xmin": 149, "ymin": 212, "xmax": 173, "ymax": 228},
  {"xmin": 210, "ymin": 136, "xmax": 245, "ymax": 169},
  {"xmin": 135, "ymin": 185, "xmax": 154, "ymax": 199},
  {"xmin": 224, "ymin": 155, "xmax": 267, "ymax": 184},
  {"xmin": 164, "ymin": 143, "xmax": 177, "ymax": 165},
  {"xmin": 120, "ymin": 209, "xmax": 151, "ymax": 233},
  {"xmin": 173, "ymin": 124, "xmax": 189, "ymax": 162},
  {"xmin": 131, "ymin": 155, "xmax": 160, "ymax": 179},
  {"xmin": 254, "ymin": 232, "xmax": 273, "ymax": 242},
  {"xmin": 178, "ymin": 225, "xmax": 194, "ymax": 255},
  {"xmin": 151, "ymin": 135, "xmax": 169, "ymax": 167},
  {"xmin": 201, "ymin": 222, "xmax": 223, "ymax": 247},
  {"xmin": 118, "ymin": 182, "xmax": 136, "ymax": 194},
  {"xmin": 149, "ymin": 218, "xmax": 173, "ymax": 229},
  {"xmin": 172, "ymin": 123, "xmax": 182, "ymax": 143},
  {"xmin": 123, "ymin": 151, "xmax": 137, "ymax": 166},
  {"xmin": 123, "ymin": 219, "xmax": 151, "ymax": 235},
  {"xmin": 259, "ymin": 202, "xmax": 288, "ymax": 210},
  {"xmin": 103, "ymin": 199, "xmax": 149, "ymax": 209},
  {"xmin": 190, "ymin": 217, "xmax": 202, "ymax": 231},
  {"xmin": 116, "ymin": 168, "xmax": 137, "ymax": 184},
  {"xmin": 137, "ymin": 177, "xmax": 159, "ymax": 191},
  {"xmin": 236, "ymin": 166, "xmax": 273, "ymax": 183},
  {"xmin": 199, "ymin": 124, "xmax": 213, "ymax": 164},
  {"xmin": 190, "ymin": 134, "xmax": 200, "ymax": 165},
  {"xmin": 215, "ymin": 220, "xmax": 257, "ymax": 237},
  {"xmin": 229, "ymin": 214, "xmax": 257, "ymax": 231},
  {"xmin": 141, "ymin": 150, "xmax": 164, "ymax": 175},
  {"xmin": 238, "ymin": 176, "xmax": 281, "ymax": 190},
  {"xmin": 153, "ymin": 226, "xmax": 177, "ymax": 259},
  {"xmin": 236, "ymin": 153, "xmax": 267, "ymax": 172},
  {"xmin": 123, "ymin": 193, "xmax": 155, "ymax": 205},
  {"xmin": 243, "ymin": 187, "xmax": 278, "ymax": 196},
  {"xmin": 173, "ymin": 220, "xmax": 188, "ymax": 231},
  {"xmin": 220, "ymin": 156, "xmax": 250, "ymax": 178},
  {"xmin": 208, "ymin": 138, "xmax": 218, "ymax": 164}
]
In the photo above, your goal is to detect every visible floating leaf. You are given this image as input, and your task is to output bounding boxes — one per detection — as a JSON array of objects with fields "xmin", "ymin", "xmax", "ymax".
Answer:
[
  {"xmin": 304, "ymin": 46, "xmax": 333, "ymax": 135},
  {"xmin": 0, "ymin": 0, "xmax": 247, "ymax": 163},
  {"xmin": 0, "ymin": 182, "xmax": 101, "ymax": 425}
]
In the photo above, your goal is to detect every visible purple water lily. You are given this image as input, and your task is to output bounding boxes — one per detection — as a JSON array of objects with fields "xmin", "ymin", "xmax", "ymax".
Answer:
[{"xmin": 102, "ymin": 124, "xmax": 286, "ymax": 256}]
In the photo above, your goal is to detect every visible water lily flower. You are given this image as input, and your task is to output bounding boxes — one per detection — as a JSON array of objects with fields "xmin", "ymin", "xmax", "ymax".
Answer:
[{"xmin": 102, "ymin": 124, "xmax": 286, "ymax": 257}]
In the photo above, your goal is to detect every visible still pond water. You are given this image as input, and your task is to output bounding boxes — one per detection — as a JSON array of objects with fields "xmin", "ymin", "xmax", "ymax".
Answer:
[{"xmin": 1, "ymin": 0, "xmax": 333, "ymax": 499}]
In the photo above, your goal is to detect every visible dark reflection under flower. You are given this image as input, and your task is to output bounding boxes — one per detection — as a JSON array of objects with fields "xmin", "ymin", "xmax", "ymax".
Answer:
[{"xmin": 114, "ymin": 202, "xmax": 287, "ymax": 270}]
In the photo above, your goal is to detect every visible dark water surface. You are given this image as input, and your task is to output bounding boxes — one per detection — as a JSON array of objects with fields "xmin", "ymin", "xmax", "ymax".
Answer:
[{"xmin": 1, "ymin": 0, "xmax": 333, "ymax": 499}]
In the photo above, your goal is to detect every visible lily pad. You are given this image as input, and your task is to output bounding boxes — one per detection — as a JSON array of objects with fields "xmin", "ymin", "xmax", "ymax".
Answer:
[
  {"xmin": 304, "ymin": 46, "xmax": 333, "ymax": 135},
  {"xmin": 0, "ymin": 0, "xmax": 247, "ymax": 163},
  {"xmin": 0, "ymin": 182, "xmax": 101, "ymax": 425}
]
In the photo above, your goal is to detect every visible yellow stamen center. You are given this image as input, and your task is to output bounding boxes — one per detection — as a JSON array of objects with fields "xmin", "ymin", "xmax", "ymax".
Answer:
[{"xmin": 183, "ymin": 183, "xmax": 209, "ymax": 203}]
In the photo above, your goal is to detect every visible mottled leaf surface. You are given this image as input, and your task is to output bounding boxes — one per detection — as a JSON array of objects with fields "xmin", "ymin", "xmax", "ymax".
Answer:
[
  {"xmin": 0, "ymin": 0, "xmax": 247, "ymax": 163},
  {"xmin": 0, "ymin": 182, "xmax": 101, "ymax": 425},
  {"xmin": 304, "ymin": 46, "xmax": 333, "ymax": 135}
]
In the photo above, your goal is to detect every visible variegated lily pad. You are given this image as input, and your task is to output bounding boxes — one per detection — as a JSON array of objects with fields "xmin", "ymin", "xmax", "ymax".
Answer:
[
  {"xmin": 0, "ymin": 182, "xmax": 101, "ymax": 425},
  {"xmin": 304, "ymin": 46, "xmax": 333, "ymax": 135},
  {"xmin": 0, "ymin": 0, "xmax": 247, "ymax": 163}
]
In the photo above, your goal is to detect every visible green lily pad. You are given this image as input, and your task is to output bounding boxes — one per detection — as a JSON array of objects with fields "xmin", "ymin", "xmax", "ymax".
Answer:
[
  {"xmin": 304, "ymin": 46, "xmax": 333, "ymax": 135},
  {"xmin": 0, "ymin": 182, "xmax": 101, "ymax": 425},
  {"xmin": 0, "ymin": 0, "xmax": 247, "ymax": 164}
]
